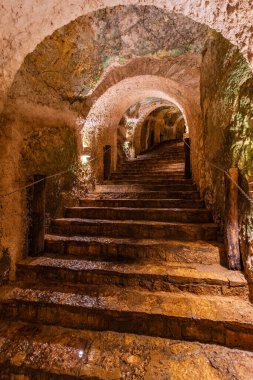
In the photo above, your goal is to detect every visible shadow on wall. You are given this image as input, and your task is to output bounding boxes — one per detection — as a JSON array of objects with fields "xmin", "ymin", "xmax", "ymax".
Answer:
[{"xmin": 198, "ymin": 31, "xmax": 253, "ymax": 290}]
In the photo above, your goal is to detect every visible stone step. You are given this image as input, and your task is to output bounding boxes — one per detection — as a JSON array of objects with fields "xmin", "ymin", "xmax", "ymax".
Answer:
[
  {"xmin": 133, "ymin": 158, "xmax": 185, "ymax": 163},
  {"xmin": 122, "ymin": 160, "xmax": 185, "ymax": 167},
  {"xmin": 122, "ymin": 160, "xmax": 185, "ymax": 165},
  {"xmin": 107, "ymin": 180, "xmax": 193, "ymax": 187},
  {"xmin": 110, "ymin": 173, "xmax": 185, "ymax": 179},
  {"xmin": 119, "ymin": 165, "xmax": 185, "ymax": 171},
  {"xmin": 79, "ymin": 198, "xmax": 205, "ymax": 208},
  {"xmin": 1, "ymin": 285, "xmax": 253, "ymax": 351},
  {"xmin": 64, "ymin": 207, "xmax": 212, "ymax": 223},
  {"xmin": 102, "ymin": 183, "xmax": 197, "ymax": 192},
  {"xmin": 116, "ymin": 170, "xmax": 185, "ymax": 175},
  {"xmin": 45, "ymin": 235, "xmax": 223, "ymax": 264},
  {"xmin": 139, "ymin": 150, "xmax": 184, "ymax": 155},
  {"xmin": 109, "ymin": 177, "xmax": 190, "ymax": 183},
  {"xmin": 126, "ymin": 155, "xmax": 184, "ymax": 160},
  {"xmin": 51, "ymin": 218, "xmax": 218, "ymax": 241},
  {"xmin": 17, "ymin": 257, "xmax": 248, "ymax": 298},
  {"xmin": 90, "ymin": 190, "xmax": 201, "ymax": 200},
  {"xmin": 1, "ymin": 321, "xmax": 253, "ymax": 379},
  {"xmin": 96, "ymin": 184, "xmax": 197, "ymax": 192}
]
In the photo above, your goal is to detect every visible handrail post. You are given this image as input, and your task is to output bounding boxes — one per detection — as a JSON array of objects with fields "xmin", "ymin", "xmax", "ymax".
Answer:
[
  {"xmin": 183, "ymin": 135, "xmax": 191, "ymax": 179},
  {"xmin": 224, "ymin": 167, "xmax": 242, "ymax": 270},
  {"xmin": 29, "ymin": 175, "xmax": 46, "ymax": 257},
  {"xmin": 103, "ymin": 145, "xmax": 111, "ymax": 180},
  {"xmin": 249, "ymin": 175, "xmax": 253, "ymax": 200}
]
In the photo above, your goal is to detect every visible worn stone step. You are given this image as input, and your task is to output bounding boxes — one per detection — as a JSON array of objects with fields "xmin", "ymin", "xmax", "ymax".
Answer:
[
  {"xmin": 65, "ymin": 207, "xmax": 212, "ymax": 223},
  {"xmin": 96, "ymin": 184, "xmax": 197, "ymax": 192},
  {"xmin": 1, "ymin": 285, "xmax": 253, "ymax": 351},
  {"xmin": 45, "ymin": 235, "xmax": 223, "ymax": 264},
  {"xmin": 119, "ymin": 165, "xmax": 184, "ymax": 171},
  {"xmin": 103, "ymin": 184, "xmax": 197, "ymax": 192},
  {"xmin": 115, "ymin": 170, "xmax": 184, "ymax": 176},
  {"xmin": 109, "ymin": 177, "xmax": 190, "ymax": 183},
  {"xmin": 126, "ymin": 155, "xmax": 184, "ymax": 160},
  {"xmin": 136, "ymin": 152, "xmax": 184, "ymax": 157},
  {"xmin": 122, "ymin": 160, "xmax": 185, "ymax": 167},
  {"xmin": 79, "ymin": 198, "xmax": 205, "ymax": 208},
  {"xmin": 51, "ymin": 218, "xmax": 218, "ymax": 241},
  {"xmin": 144, "ymin": 149, "xmax": 184, "ymax": 154},
  {"xmin": 110, "ymin": 173, "xmax": 185, "ymax": 180},
  {"xmin": 90, "ymin": 191, "xmax": 201, "ymax": 200},
  {"xmin": 122, "ymin": 161, "xmax": 184, "ymax": 166},
  {"xmin": 132, "ymin": 158, "xmax": 185, "ymax": 163},
  {"xmin": 107, "ymin": 181, "xmax": 194, "ymax": 187},
  {"xmin": 1, "ymin": 321, "xmax": 253, "ymax": 379},
  {"xmin": 17, "ymin": 257, "xmax": 248, "ymax": 298},
  {"xmin": 107, "ymin": 178, "xmax": 192, "ymax": 184}
]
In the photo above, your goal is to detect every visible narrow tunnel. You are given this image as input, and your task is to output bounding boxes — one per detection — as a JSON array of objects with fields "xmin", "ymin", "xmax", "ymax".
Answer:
[{"xmin": 0, "ymin": 3, "xmax": 253, "ymax": 378}]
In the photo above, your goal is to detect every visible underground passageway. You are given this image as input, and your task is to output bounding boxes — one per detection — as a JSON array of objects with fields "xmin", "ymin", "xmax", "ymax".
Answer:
[{"xmin": 0, "ymin": 3, "xmax": 253, "ymax": 379}]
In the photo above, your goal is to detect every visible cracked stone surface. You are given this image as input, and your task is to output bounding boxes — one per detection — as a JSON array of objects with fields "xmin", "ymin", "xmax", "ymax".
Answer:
[{"xmin": 0, "ymin": 321, "xmax": 253, "ymax": 379}]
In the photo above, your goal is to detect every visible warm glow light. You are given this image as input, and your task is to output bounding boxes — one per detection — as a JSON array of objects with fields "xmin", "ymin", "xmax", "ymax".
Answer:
[
  {"xmin": 81, "ymin": 155, "xmax": 90, "ymax": 164},
  {"xmin": 78, "ymin": 350, "xmax": 84, "ymax": 358}
]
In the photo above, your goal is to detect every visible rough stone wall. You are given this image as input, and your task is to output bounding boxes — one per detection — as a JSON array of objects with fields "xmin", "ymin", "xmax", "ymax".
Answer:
[
  {"xmin": 0, "ymin": 102, "xmax": 79, "ymax": 279},
  {"xmin": 193, "ymin": 32, "xmax": 253, "ymax": 288},
  {"xmin": 7, "ymin": 6, "xmax": 208, "ymax": 112}
]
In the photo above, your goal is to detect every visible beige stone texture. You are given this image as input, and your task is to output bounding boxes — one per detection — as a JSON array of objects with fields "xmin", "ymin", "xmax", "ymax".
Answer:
[{"xmin": 1, "ymin": 0, "xmax": 253, "ymax": 98}]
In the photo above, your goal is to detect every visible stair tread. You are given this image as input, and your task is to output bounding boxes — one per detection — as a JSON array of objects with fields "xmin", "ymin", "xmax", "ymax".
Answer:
[
  {"xmin": 18, "ymin": 256, "xmax": 247, "ymax": 287},
  {"xmin": 1, "ymin": 321, "xmax": 253, "ymax": 379},
  {"xmin": 54, "ymin": 218, "xmax": 217, "ymax": 227},
  {"xmin": 4, "ymin": 140, "xmax": 251, "ymax": 358},
  {"xmin": 45, "ymin": 234, "xmax": 222, "ymax": 248},
  {"xmin": 66, "ymin": 207, "xmax": 209, "ymax": 212},
  {"xmin": 1, "ymin": 284, "xmax": 253, "ymax": 325},
  {"xmin": 80, "ymin": 198, "xmax": 204, "ymax": 204}
]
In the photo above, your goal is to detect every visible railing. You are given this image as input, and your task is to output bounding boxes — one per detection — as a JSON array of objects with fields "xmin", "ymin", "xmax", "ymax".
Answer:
[
  {"xmin": 0, "ymin": 141, "xmax": 252, "ymax": 266},
  {"xmin": 183, "ymin": 137, "xmax": 253, "ymax": 270},
  {"xmin": 0, "ymin": 147, "xmax": 112, "ymax": 257}
]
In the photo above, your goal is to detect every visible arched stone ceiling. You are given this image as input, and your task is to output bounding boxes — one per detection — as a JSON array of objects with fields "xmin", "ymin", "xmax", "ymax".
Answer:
[
  {"xmin": 1, "ymin": 0, "xmax": 253, "ymax": 96},
  {"xmin": 83, "ymin": 54, "xmax": 201, "ymax": 116},
  {"xmin": 7, "ymin": 6, "xmax": 205, "ymax": 112},
  {"xmin": 83, "ymin": 75, "xmax": 198, "ymax": 137}
]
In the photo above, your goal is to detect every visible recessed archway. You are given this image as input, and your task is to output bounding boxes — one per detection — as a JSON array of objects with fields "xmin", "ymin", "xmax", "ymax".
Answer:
[{"xmin": 83, "ymin": 74, "xmax": 196, "ymax": 178}]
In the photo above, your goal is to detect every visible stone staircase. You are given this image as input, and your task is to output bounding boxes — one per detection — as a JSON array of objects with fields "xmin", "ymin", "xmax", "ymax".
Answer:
[{"xmin": 1, "ymin": 140, "xmax": 253, "ymax": 379}]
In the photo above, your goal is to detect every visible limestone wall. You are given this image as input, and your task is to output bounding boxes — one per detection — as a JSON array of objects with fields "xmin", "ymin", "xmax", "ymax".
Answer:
[{"xmin": 192, "ymin": 32, "xmax": 253, "ymax": 288}]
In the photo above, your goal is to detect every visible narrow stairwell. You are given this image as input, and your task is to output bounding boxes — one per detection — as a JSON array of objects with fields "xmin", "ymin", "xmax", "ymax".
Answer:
[{"xmin": 1, "ymin": 140, "xmax": 253, "ymax": 378}]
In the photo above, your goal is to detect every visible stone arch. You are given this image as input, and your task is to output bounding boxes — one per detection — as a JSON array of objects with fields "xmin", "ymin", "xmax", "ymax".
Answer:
[
  {"xmin": 83, "ymin": 54, "xmax": 201, "ymax": 116},
  {"xmin": 1, "ymin": 0, "xmax": 253, "ymax": 96},
  {"xmin": 116, "ymin": 99, "xmax": 175, "ymax": 163},
  {"xmin": 83, "ymin": 74, "xmax": 197, "ymax": 177}
]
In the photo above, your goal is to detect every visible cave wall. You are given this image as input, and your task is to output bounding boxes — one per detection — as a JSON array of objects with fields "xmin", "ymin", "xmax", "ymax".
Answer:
[
  {"xmin": 0, "ymin": 103, "xmax": 79, "ymax": 280},
  {"xmin": 8, "ymin": 6, "xmax": 208, "ymax": 113},
  {"xmin": 194, "ymin": 31, "xmax": 253, "ymax": 287}
]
